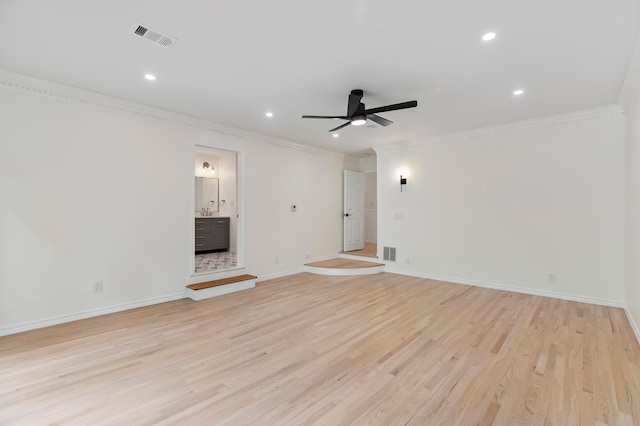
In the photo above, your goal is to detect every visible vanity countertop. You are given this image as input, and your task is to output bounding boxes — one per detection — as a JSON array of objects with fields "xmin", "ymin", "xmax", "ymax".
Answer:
[{"xmin": 194, "ymin": 216, "xmax": 230, "ymax": 219}]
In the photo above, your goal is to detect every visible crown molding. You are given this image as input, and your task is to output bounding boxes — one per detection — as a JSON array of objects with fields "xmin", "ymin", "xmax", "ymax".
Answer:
[
  {"xmin": 618, "ymin": 34, "xmax": 640, "ymax": 112},
  {"xmin": 374, "ymin": 105, "xmax": 624, "ymax": 155},
  {"xmin": 2, "ymin": 69, "xmax": 627, "ymax": 160},
  {"xmin": 0, "ymin": 69, "xmax": 343, "ymax": 160}
]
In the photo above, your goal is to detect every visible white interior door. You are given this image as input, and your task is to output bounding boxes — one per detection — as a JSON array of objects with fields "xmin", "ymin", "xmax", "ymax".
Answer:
[{"xmin": 344, "ymin": 170, "xmax": 365, "ymax": 252}]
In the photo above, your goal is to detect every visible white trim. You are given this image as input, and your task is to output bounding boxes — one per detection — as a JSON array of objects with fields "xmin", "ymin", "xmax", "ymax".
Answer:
[
  {"xmin": 339, "ymin": 252, "xmax": 380, "ymax": 262},
  {"xmin": 303, "ymin": 264, "xmax": 385, "ymax": 276},
  {"xmin": 624, "ymin": 306, "xmax": 640, "ymax": 345},
  {"xmin": 185, "ymin": 279, "xmax": 256, "ymax": 301},
  {"xmin": 187, "ymin": 267, "xmax": 248, "ymax": 285},
  {"xmin": 385, "ymin": 268, "xmax": 626, "ymax": 308},
  {"xmin": 618, "ymin": 34, "xmax": 640, "ymax": 112},
  {"xmin": 2, "ymin": 69, "xmax": 625, "ymax": 159},
  {"xmin": 0, "ymin": 292, "xmax": 185, "ymax": 337},
  {"xmin": 0, "ymin": 69, "xmax": 343, "ymax": 160},
  {"xmin": 374, "ymin": 105, "xmax": 624, "ymax": 154},
  {"xmin": 189, "ymin": 143, "xmax": 246, "ymax": 279}
]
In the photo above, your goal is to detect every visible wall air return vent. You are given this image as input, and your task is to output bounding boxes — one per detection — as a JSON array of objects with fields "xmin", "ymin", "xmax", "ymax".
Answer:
[
  {"xmin": 131, "ymin": 23, "xmax": 177, "ymax": 48},
  {"xmin": 383, "ymin": 246, "xmax": 396, "ymax": 262}
]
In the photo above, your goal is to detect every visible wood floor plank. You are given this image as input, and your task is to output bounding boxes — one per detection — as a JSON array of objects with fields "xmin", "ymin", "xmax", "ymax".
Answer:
[{"xmin": 1, "ymin": 272, "xmax": 640, "ymax": 425}]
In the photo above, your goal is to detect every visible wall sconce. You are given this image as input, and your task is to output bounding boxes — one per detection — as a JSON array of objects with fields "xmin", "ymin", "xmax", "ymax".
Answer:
[
  {"xmin": 202, "ymin": 162, "xmax": 214, "ymax": 174},
  {"xmin": 400, "ymin": 175, "xmax": 407, "ymax": 192}
]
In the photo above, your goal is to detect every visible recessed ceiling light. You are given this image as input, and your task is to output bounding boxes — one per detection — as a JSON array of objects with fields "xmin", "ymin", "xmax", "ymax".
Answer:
[
  {"xmin": 265, "ymin": 112, "xmax": 273, "ymax": 117},
  {"xmin": 482, "ymin": 32, "xmax": 496, "ymax": 41},
  {"xmin": 513, "ymin": 89, "xmax": 524, "ymax": 96},
  {"xmin": 332, "ymin": 133, "xmax": 339, "ymax": 138},
  {"xmin": 144, "ymin": 74, "xmax": 156, "ymax": 81}
]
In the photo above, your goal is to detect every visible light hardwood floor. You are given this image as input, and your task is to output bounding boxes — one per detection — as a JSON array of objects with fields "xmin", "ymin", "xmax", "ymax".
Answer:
[
  {"xmin": 342, "ymin": 242, "xmax": 377, "ymax": 258},
  {"xmin": 2, "ymin": 273, "xmax": 639, "ymax": 425}
]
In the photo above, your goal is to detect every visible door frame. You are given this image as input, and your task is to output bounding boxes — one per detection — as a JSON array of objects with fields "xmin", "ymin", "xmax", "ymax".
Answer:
[
  {"xmin": 189, "ymin": 143, "xmax": 245, "ymax": 279},
  {"xmin": 343, "ymin": 170, "xmax": 365, "ymax": 252}
]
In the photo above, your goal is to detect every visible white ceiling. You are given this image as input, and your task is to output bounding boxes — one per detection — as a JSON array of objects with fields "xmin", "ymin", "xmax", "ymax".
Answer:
[{"xmin": 1, "ymin": 0, "xmax": 639, "ymax": 155}]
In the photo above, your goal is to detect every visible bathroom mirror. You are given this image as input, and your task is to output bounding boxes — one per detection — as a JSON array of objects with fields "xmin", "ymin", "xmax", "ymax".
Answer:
[{"xmin": 194, "ymin": 177, "xmax": 219, "ymax": 214}]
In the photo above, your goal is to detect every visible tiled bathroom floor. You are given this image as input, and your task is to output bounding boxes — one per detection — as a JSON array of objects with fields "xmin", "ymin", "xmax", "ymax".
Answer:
[{"xmin": 195, "ymin": 251, "xmax": 237, "ymax": 274}]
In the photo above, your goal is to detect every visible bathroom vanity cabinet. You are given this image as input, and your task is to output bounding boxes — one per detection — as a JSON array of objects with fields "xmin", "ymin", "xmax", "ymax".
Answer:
[{"xmin": 194, "ymin": 217, "xmax": 230, "ymax": 253}]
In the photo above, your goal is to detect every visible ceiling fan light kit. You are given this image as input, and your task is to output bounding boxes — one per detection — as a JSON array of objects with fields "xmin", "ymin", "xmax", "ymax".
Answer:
[
  {"xmin": 351, "ymin": 116, "xmax": 367, "ymax": 126},
  {"xmin": 302, "ymin": 89, "xmax": 417, "ymax": 133}
]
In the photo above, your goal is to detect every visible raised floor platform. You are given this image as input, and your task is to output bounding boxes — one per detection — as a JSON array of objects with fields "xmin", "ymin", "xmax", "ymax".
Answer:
[{"xmin": 303, "ymin": 258, "xmax": 385, "ymax": 276}]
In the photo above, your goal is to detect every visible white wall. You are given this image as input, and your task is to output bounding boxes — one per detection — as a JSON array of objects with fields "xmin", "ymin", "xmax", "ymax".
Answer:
[
  {"xmin": 377, "ymin": 114, "xmax": 626, "ymax": 304},
  {"xmin": 217, "ymin": 149, "xmax": 239, "ymax": 252},
  {"xmin": 364, "ymin": 172, "xmax": 377, "ymax": 243},
  {"xmin": 0, "ymin": 84, "xmax": 343, "ymax": 334},
  {"xmin": 626, "ymin": 87, "xmax": 640, "ymax": 334}
]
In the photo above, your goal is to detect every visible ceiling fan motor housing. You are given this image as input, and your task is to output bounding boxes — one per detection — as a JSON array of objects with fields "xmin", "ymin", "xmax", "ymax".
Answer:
[{"xmin": 301, "ymin": 89, "xmax": 417, "ymax": 132}]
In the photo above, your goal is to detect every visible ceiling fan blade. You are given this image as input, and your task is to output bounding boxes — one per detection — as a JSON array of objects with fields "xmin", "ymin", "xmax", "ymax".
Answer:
[
  {"xmin": 368, "ymin": 114, "xmax": 393, "ymax": 127},
  {"xmin": 329, "ymin": 121, "xmax": 351, "ymax": 132},
  {"xmin": 301, "ymin": 115, "xmax": 348, "ymax": 119},
  {"xmin": 364, "ymin": 100, "xmax": 417, "ymax": 115},
  {"xmin": 347, "ymin": 89, "xmax": 364, "ymax": 117}
]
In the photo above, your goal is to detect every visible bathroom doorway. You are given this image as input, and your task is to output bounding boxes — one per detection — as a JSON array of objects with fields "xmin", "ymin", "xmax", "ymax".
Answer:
[{"xmin": 192, "ymin": 145, "xmax": 243, "ymax": 275}]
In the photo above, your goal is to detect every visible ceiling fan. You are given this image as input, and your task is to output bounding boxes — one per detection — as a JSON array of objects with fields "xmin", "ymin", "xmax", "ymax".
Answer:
[{"xmin": 302, "ymin": 89, "xmax": 417, "ymax": 132}]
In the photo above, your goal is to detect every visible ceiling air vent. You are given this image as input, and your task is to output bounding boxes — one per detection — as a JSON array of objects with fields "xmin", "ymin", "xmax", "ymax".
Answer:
[{"xmin": 131, "ymin": 23, "xmax": 177, "ymax": 48}]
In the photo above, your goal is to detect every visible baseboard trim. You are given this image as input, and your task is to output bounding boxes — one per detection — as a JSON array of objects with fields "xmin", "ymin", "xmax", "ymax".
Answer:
[
  {"xmin": 624, "ymin": 305, "xmax": 640, "ymax": 345},
  {"xmin": 256, "ymin": 268, "xmax": 304, "ymax": 282},
  {"xmin": 0, "ymin": 292, "xmax": 185, "ymax": 337},
  {"xmin": 385, "ymin": 268, "xmax": 626, "ymax": 308}
]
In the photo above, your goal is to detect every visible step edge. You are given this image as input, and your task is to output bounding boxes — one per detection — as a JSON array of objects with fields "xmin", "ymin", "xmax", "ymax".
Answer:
[{"xmin": 186, "ymin": 274, "xmax": 257, "ymax": 290}]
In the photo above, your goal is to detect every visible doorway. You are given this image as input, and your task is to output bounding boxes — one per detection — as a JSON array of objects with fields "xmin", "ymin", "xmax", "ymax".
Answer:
[
  {"xmin": 192, "ymin": 145, "xmax": 243, "ymax": 275},
  {"xmin": 343, "ymin": 169, "xmax": 377, "ymax": 259}
]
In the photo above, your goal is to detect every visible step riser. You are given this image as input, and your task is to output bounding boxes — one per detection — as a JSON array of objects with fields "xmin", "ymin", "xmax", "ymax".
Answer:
[
  {"xmin": 303, "ymin": 265, "xmax": 385, "ymax": 276},
  {"xmin": 338, "ymin": 253, "xmax": 380, "ymax": 261},
  {"xmin": 187, "ymin": 267, "xmax": 247, "ymax": 285},
  {"xmin": 186, "ymin": 279, "xmax": 256, "ymax": 301}
]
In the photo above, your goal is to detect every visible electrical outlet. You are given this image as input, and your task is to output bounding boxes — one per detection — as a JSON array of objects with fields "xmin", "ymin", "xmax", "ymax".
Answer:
[
  {"xmin": 275, "ymin": 256, "xmax": 279, "ymax": 264},
  {"xmin": 548, "ymin": 273, "xmax": 557, "ymax": 283},
  {"xmin": 405, "ymin": 257, "xmax": 410, "ymax": 264},
  {"xmin": 92, "ymin": 280, "xmax": 103, "ymax": 293}
]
